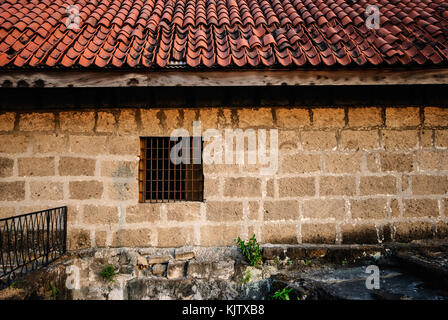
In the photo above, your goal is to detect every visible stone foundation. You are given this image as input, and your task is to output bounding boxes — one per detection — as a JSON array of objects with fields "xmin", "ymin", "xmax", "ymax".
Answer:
[
  {"xmin": 2, "ymin": 242, "xmax": 447, "ymax": 300},
  {"xmin": 0, "ymin": 107, "xmax": 447, "ymax": 248}
]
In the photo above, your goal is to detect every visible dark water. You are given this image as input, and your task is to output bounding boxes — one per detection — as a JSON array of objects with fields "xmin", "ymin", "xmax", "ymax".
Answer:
[{"xmin": 298, "ymin": 264, "xmax": 448, "ymax": 300}]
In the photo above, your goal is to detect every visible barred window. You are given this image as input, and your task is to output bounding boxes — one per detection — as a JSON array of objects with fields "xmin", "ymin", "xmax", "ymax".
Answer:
[{"xmin": 139, "ymin": 137, "xmax": 204, "ymax": 202}]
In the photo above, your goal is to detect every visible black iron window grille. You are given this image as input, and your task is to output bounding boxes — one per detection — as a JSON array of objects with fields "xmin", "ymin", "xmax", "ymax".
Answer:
[
  {"xmin": 0, "ymin": 206, "xmax": 67, "ymax": 287},
  {"xmin": 139, "ymin": 137, "xmax": 204, "ymax": 202}
]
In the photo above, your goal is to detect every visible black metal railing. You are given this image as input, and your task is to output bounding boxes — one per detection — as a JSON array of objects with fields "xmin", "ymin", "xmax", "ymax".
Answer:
[{"xmin": 0, "ymin": 206, "xmax": 67, "ymax": 287}]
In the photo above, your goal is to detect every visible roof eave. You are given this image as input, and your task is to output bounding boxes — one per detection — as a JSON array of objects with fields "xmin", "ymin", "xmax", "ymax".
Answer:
[{"xmin": 0, "ymin": 67, "xmax": 447, "ymax": 88}]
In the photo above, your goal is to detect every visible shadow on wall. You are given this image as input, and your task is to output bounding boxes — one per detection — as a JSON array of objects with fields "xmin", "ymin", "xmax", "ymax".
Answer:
[{"xmin": 68, "ymin": 223, "xmax": 448, "ymax": 250}]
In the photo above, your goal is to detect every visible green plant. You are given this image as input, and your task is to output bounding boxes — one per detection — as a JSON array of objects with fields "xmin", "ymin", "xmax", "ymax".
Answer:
[
  {"xmin": 100, "ymin": 264, "xmax": 117, "ymax": 282},
  {"xmin": 273, "ymin": 287, "xmax": 293, "ymax": 300},
  {"xmin": 236, "ymin": 235, "xmax": 262, "ymax": 266},
  {"xmin": 49, "ymin": 283, "xmax": 59, "ymax": 300},
  {"xmin": 242, "ymin": 270, "xmax": 251, "ymax": 284},
  {"xmin": 9, "ymin": 281, "xmax": 19, "ymax": 289}
]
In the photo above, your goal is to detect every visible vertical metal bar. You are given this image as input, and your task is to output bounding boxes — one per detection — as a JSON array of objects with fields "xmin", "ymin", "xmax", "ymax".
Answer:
[
  {"xmin": 36, "ymin": 213, "xmax": 40, "ymax": 263},
  {"xmin": 46, "ymin": 211, "xmax": 50, "ymax": 265},
  {"xmin": 31, "ymin": 213, "xmax": 37, "ymax": 266},
  {"xmin": 167, "ymin": 139, "xmax": 171, "ymax": 202},
  {"xmin": 23, "ymin": 214, "xmax": 29, "ymax": 272},
  {"xmin": 149, "ymin": 138, "xmax": 152, "ymax": 202},
  {"xmin": 156, "ymin": 137, "xmax": 159, "ymax": 202},
  {"xmin": 140, "ymin": 139, "xmax": 143, "ymax": 202},
  {"xmin": 189, "ymin": 137, "xmax": 195, "ymax": 200},
  {"xmin": 173, "ymin": 139, "xmax": 176, "ymax": 201},
  {"xmin": 180, "ymin": 138, "xmax": 183, "ymax": 200},
  {"xmin": 56, "ymin": 209, "xmax": 60, "ymax": 253},
  {"xmin": 150, "ymin": 138, "xmax": 153, "ymax": 201},
  {"xmin": 14, "ymin": 218, "xmax": 21, "ymax": 274},
  {"xmin": 48, "ymin": 210, "xmax": 52, "ymax": 262},
  {"xmin": 140, "ymin": 138, "xmax": 145, "ymax": 203},
  {"xmin": 161, "ymin": 138, "xmax": 166, "ymax": 201},
  {"xmin": 5, "ymin": 220, "xmax": 12, "ymax": 281},
  {"xmin": 50, "ymin": 209, "xmax": 55, "ymax": 260},
  {"xmin": 0, "ymin": 222, "xmax": 3, "ymax": 276},
  {"xmin": 201, "ymin": 137, "xmax": 204, "ymax": 201},
  {"xmin": 12, "ymin": 219, "xmax": 19, "ymax": 273},
  {"xmin": 63, "ymin": 206, "xmax": 67, "ymax": 253},
  {"xmin": 17, "ymin": 217, "xmax": 25, "ymax": 275}
]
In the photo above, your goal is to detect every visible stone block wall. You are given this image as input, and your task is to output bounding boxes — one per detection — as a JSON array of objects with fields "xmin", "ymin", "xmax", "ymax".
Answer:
[{"xmin": 0, "ymin": 106, "xmax": 447, "ymax": 249}]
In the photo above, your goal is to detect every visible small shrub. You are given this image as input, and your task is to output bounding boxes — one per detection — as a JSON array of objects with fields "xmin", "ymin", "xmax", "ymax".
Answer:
[
  {"xmin": 100, "ymin": 264, "xmax": 117, "ymax": 282},
  {"xmin": 236, "ymin": 235, "xmax": 262, "ymax": 266},
  {"xmin": 273, "ymin": 287, "xmax": 293, "ymax": 300}
]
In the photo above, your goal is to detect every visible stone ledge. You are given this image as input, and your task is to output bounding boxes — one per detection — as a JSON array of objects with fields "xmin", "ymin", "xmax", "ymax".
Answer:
[
  {"xmin": 61, "ymin": 240, "xmax": 448, "ymax": 285},
  {"xmin": 147, "ymin": 255, "xmax": 171, "ymax": 265},
  {"xmin": 68, "ymin": 240, "xmax": 448, "ymax": 265}
]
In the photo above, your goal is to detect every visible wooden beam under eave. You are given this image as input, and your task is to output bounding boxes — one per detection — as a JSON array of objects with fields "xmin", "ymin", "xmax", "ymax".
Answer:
[{"xmin": 0, "ymin": 67, "xmax": 447, "ymax": 87}]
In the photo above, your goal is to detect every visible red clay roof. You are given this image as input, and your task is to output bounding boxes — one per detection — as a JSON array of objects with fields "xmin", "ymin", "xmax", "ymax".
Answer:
[{"xmin": 0, "ymin": 0, "xmax": 447, "ymax": 69}]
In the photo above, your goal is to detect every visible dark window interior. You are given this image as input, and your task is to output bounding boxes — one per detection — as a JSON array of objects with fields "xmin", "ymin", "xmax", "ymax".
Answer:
[{"xmin": 139, "ymin": 137, "xmax": 204, "ymax": 203}]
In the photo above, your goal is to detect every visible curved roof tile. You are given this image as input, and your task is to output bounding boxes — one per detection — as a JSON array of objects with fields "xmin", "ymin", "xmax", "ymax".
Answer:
[{"xmin": 0, "ymin": 0, "xmax": 447, "ymax": 69}]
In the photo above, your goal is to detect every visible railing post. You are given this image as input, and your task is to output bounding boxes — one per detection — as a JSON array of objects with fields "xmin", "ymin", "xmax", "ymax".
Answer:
[
  {"xmin": 45, "ymin": 211, "xmax": 50, "ymax": 265},
  {"xmin": 63, "ymin": 206, "xmax": 67, "ymax": 254}
]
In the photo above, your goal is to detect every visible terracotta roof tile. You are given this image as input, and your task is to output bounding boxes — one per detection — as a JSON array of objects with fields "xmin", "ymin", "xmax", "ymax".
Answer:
[{"xmin": 0, "ymin": 0, "xmax": 447, "ymax": 69}]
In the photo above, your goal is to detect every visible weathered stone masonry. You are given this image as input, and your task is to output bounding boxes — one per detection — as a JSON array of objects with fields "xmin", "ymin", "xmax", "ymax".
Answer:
[{"xmin": 0, "ymin": 106, "xmax": 448, "ymax": 249}]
